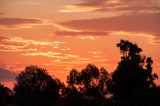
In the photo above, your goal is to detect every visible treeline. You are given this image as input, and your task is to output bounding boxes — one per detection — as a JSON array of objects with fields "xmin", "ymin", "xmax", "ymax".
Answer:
[{"xmin": 0, "ymin": 40, "xmax": 160, "ymax": 106}]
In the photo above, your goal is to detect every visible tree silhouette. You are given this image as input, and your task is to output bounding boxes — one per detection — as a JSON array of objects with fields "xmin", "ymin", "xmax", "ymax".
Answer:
[
  {"xmin": 67, "ymin": 64, "xmax": 110, "ymax": 96},
  {"xmin": 0, "ymin": 83, "xmax": 12, "ymax": 106},
  {"xmin": 1, "ymin": 39, "xmax": 160, "ymax": 106},
  {"xmin": 65, "ymin": 64, "xmax": 111, "ymax": 106},
  {"xmin": 67, "ymin": 69, "xmax": 81, "ymax": 88},
  {"xmin": 109, "ymin": 40, "xmax": 158, "ymax": 105},
  {"xmin": 13, "ymin": 65, "xmax": 61, "ymax": 106}
]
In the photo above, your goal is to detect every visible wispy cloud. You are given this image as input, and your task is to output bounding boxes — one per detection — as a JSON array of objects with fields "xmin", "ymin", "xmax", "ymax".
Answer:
[
  {"xmin": 22, "ymin": 51, "xmax": 79, "ymax": 59},
  {"xmin": 0, "ymin": 18, "xmax": 45, "ymax": 28},
  {"xmin": 88, "ymin": 51, "xmax": 103, "ymax": 55},
  {"xmin": 2, "ymin": 36, "xmax": 65, "ymax": 46},
  {"xmin": 60, "ymin": 0, "xmax": 160, "ymax": 14},
  {"xmin": 54, "ymin": 31, "xmax": 109, "ymax": 36},
  {"xmin": 0, "ymin": 44, "xmax": 37, "ymax": 52},
  {"xmin": 0, "ymin": 36, "xmax": 65, "ymax": 52},
  {"xmin": 79, "ymin": 36, "xmax": 96, "ymax": 40},
  {"xmin": 59, "ymin": 5, "xmax": 100, "ymax": 13}
]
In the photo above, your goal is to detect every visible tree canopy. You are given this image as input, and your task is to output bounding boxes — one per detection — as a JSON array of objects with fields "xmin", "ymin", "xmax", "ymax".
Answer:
[
  {"xmin": 0, "ymin": 83, "xmax": 12, "ymax": 106},
  {"xmin": 13, "ymin": 65, "xmax": 62, "ymax": 105},
  {"xmin": 109, "ymin": 40, "xmax": 158, "ymax": 104}
]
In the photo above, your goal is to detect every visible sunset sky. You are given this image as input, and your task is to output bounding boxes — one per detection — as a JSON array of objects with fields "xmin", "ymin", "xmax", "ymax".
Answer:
[{"xmin": 0, "ymin": 0, "xmax": 160, "ymax": 89}]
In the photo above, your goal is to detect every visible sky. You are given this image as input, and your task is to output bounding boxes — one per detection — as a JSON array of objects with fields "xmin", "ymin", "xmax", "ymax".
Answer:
[{"xmin": 0, "ymin": 0, "xmax": 160, "ymax": 89}]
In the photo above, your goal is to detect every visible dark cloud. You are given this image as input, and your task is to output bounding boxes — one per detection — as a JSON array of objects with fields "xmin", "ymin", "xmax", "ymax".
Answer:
[
  {"xmin": 0, "ymin": 18, "xmax": 44, "ymax": 28},
  {"xmin": 58, "ymin": 13, "xmax": 160, "ymax": 35},
  {"xmin": 0, "ymin": 67, "xmax": 17, "ymax": 81}
]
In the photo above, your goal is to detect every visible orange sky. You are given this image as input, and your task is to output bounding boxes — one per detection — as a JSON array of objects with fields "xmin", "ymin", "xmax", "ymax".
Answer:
[{"xmin": 0, "ymin": 0, "xmax": 160, "ymax": 89}]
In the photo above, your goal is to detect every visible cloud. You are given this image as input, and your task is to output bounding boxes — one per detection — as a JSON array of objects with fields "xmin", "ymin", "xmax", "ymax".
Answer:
[
  {"xmin": 79, "ymin": 36, "xmax": 96, "ymax": 40},
  {"xmin": 88, "ymin": 51, "xmax": 103, "ymax": 55},
  {"xmin": 2, "ymin": 36, "xmax": 65, "ymax": 46},
  {"xmin": 54, "ymin": 31, "xmax": 109, "ymax": 36},
  {"xmin": 59, "ymin": 5, "xmax": 100, "ymax": 12},
  {"xmin": 0, "ymin": 36, "xmax": 8, "ymax": 41},
  {"xmin": 153, "ymin": 36, "xmax": 160, "ymax": 43},
  {"xmin": 0, "ymin": 18, "xmax": 45, "ymax": 28},
  {"xmin": 0, "ymin": 36, "xmax": 65, "ymax": 52},
  {"xmin": 59, "ymin": 0, "xmax": 108, "ymax": 12},
  {"xmin": 0, "ymin": 67, "xmax": 17, "ymax": 81},
  {"xmin": 60, "ymin": 0, "xmax": 160, "ymax": 13},
  {"xmin": 59, "ymin": 13, "xmax": 160, "ymax": 33},
  {"xmin": 22, "ymin": 51, "xmax": 79, "ymax": 59},
  {"xmin": 57, "ymin": 13, "xmax": 160, "ymax": 40}
]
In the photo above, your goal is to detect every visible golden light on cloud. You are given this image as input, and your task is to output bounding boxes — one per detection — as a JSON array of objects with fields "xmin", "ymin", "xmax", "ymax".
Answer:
[
  {"xmin": 22, "ymin": 51, "xmax": 79, "ymax": 60},
  {"xmin": 79, "ymin": 36, "xmax": 96, "ymax": 40},
  {"xmin": 53, "ymin": 23, "xmax": 81, "ymax": 32},
  {"xmin": 0, "ymin": 36, "xmax": 66, "ymax": 53},
  {"xmin": 59, "ymin": 5, "xmax": 101, "ymax": 13},
  {"xmin": 110, "ymin": 31, "xmax": 157, "ymax": 44}
]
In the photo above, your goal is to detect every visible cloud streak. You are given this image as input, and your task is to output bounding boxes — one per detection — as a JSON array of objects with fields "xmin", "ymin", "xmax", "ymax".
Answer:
[
  {"xmin": 55, "ymin": 31, "xmax": 109, "ymax": 36},
  {"xmin": 0, "ymin": 18, "xmax": 45, "ymax": 28},
  {"xmin": 0, "ymin": 36, "xmax": 65, "ymax": 52},
  {"xmin": 56, "ymin": 13, "xmax": 160, "ymax": 41},
  {"xmin": 59, "ymin": 13, "xmax": 160, "ymax": 33},
  {"xmin": 60, "ymin": 0, "xmax": 160, "ymax": 13},
  {"xmin": 22, "ymin": 51, "xmax": 79, "ymax": 59}
]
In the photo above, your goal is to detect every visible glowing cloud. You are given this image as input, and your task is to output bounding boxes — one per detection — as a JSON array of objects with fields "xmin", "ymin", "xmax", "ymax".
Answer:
[
  {"xmin": 59, "ymin": 5, "xmax": 100, "ymax": 12},
  {"xmin": 60, "ymin": 0, "xmax": 160, "ymax": 13},
  {"xmin": 0, "ymin": 36, "xmax": 65, "ymax": 52},
  {"xmin": 22, "ymin": 51, "xmax": 79, "ymax": 60}
]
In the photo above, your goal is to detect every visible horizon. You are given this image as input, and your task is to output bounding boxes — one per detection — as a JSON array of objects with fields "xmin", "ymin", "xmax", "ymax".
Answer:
[{"xmin": 0, "ymin": 0, "xmax": 160, "ymax": 89}]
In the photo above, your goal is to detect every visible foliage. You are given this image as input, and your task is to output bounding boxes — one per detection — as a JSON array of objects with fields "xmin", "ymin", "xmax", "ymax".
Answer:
[
  {"xmin": 0, "ymin": 83, "xmax": 12, "ymax": 106},
  {"xmin": 65, "ymin": 64, "xmax": 111, "ymax": 106},
  {"xmin": 13, "ymin": 65, "xmax": 61, "ymax": 105},
  {"xmin": 109, "ymin": 40, "xmax": 158, "ymax": 102}
]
